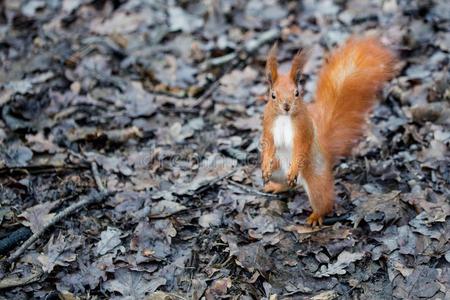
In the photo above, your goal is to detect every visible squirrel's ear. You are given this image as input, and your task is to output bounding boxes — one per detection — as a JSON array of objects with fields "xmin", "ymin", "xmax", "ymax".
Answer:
[
  {"xmin": 266, "ymin": 43, "xmax": 278, "ymax": 87},
  {"xmin": 289, "ymin": 48, "xmax": 308, "ymax": 85}
]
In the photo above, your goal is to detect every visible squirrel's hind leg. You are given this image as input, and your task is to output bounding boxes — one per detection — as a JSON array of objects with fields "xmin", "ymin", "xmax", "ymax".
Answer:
[{"xmin": 303, "ymin": 168, "xmax": 335, "ymax": 226}]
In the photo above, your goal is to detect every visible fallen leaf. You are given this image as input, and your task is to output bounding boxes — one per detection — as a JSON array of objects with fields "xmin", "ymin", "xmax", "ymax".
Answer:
[
  {"xmin": 175, "ymin": 153, "xmax": 236, "ymax": 195},
  {"xmin": 95, "ymin": 227, "xmax": 123, "ymax": 256},
  {"xmin": 3, "ymin": 145, "xmax": 33, "ymax": 167},
  {"xmin": 19, "ymin": 201, "xmax": 58, "ymax": 234},
  {"xmin": 205, "ymin": 277, "xmax": 232, "ymax": 299},
  {"xmin": 351, "ymin": 191, "xmax": 403, "ymax": 228},
  {"xmin": 26, "ymin": 132, "xmax": 61, "ymax": 154},
  {"xmin": 314, "ymin": 251, "xmax": 365, "ymax": 278},
  {"xmin": 91, "ymin": 12, "xmax": 147, "ymax": 35},
  {"xmin": 199, "ymin": 212, "xmax": 223, "ymax": 228},
  {"xmin": 284, "ymin": 224, "xmax": 321, "ymax": 234},
  {"xmin": 103, "ymin": 269, "xmax": 166, "ymax": 299},
  {"xmin": 37, "ymin": 233, "xmax": 82, "ymax": 273},
  {"xmin": 150, "ymin": 200, "xmax": 187, "ymax": 218}
]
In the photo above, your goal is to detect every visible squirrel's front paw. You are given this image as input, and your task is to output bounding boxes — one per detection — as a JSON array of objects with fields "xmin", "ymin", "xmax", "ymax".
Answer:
[
  {"xmin": 287, "ymin": 170, "xmax": 297, "ymax": 187},
  {"xmin": 262, "ymin": 158, "xmax": 273, "ymax": 183}
]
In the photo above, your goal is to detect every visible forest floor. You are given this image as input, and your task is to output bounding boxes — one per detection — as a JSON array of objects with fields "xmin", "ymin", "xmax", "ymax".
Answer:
[{"xmin": 0, "ymin": 0, "xmax": 449, "ymax": 299}]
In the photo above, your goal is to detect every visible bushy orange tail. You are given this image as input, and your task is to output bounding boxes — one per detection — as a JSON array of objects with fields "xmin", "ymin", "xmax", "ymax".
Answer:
[{"xmin": 311, "ymin": 37, "xmax": 396, "ymax": 161}]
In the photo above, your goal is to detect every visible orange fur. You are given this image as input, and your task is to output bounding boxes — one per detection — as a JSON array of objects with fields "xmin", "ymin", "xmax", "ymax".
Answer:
[
  {"xmin": 261, "ymin": 37, "xmax": 396, "ymax": 225},
  {"xmin": 266, "ymin": 43, "xmax": 279, "ymax": 86},
  {"xmin": 289, "ymin": 49, "xmax": 308, "ymax": 83},
  {"xmin": 310, "ymin": 37, "xmax": 396, "ymax": 162}
]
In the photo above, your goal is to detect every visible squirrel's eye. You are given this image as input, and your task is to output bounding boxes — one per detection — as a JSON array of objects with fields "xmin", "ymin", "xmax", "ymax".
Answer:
[
  {"xmin": 271, "ymin": 92, "xmax": 276, "ymax": 99},
  {"xmin": 294, "ymin": 89, "xmax": 299, "ymax": 97}
]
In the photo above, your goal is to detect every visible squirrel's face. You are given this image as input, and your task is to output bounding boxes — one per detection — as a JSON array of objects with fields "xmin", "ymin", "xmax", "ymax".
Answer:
[
  {"xmin": 269, "ymin": 75, "xmax": 304, "ymax": 115},
  {"xmin": 265, "ymin": 44, "xmax": 307, "ymax": 115}
]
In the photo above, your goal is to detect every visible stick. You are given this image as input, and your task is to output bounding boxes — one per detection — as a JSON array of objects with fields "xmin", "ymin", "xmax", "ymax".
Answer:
[
  {"xmin": 91, "ymin": 161, "xmax": 106, "ymax": 193},
  {"xmin": 244, "ymin": 28, "xmax": 279, "ymax": 53},
  {"xmin": 192, "ymin": 78, "xmax": 223, "ymax": 107},
  {"xmin": 5, "ymin": 163, "xmax": 110, "ymax": 265},
  {"xmin": 196, "ymin": 170, "xmax": 237, "ymax": 194},
  {"xmin": 6, "ymin": 191, "xmax": 108, "ymax": 264},
  {"xmin": 228, "ymin": 180, "xmax": 284, "ymax": 198},
  {"xmin": 0, "ymin": 164, "xmax": 89, "ymax": 176},
  {"xmin": 0, "ymin": 193, "xmax": 78, "ymax": 257},
  {"xmin": 193, "ymin": 28, "xmax": 280, "ymax": 107}
]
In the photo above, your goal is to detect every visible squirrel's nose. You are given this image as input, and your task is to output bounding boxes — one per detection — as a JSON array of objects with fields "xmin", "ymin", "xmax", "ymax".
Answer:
[{"xmin": 283, "ymin": 103, "xmax": 290, "ymax": 112}]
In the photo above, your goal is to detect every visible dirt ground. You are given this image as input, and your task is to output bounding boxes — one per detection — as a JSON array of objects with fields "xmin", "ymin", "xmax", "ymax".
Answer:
[{"xmin": 0, "ymin": 0, "xmax": 449, "ymax": 299}]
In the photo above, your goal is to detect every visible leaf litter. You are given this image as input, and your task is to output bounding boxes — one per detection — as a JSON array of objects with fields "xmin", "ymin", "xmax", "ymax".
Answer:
[{"xmin": 0, "ymin": 0, "xmax": 449, "ymax": 299}]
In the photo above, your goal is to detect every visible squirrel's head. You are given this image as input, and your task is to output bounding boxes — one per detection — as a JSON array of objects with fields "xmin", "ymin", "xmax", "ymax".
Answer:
[{"xmin": 266, "ymin": 43, "xmax": 307, "ymax": 115}]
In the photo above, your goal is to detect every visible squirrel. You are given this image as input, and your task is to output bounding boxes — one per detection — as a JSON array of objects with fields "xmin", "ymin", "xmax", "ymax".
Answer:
[{"xmin": 260, "ymin": 37, "xmax": 396, "ymax": 226}]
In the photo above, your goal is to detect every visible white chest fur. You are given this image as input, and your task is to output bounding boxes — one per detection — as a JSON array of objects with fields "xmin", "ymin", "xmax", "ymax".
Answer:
[
  {"xmin": 269, "ymin": 116, "xmax": 325, "ymax": 198},
  {"xmin": 271, "ymin": 116, "xmax": 294, "ymax": 182}
]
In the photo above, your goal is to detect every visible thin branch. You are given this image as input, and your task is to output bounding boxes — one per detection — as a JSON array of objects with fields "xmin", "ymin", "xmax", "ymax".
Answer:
[
  {"xmin": 0, "ymin": 193, "xmax": 78, "ymax": 257},
  {"xmin": 193, "ymin": 28, "xmax": 279, "ymax": 107},
  {"xmin": 0, "ymin": 164, "xmax": 89, "ymax": 177},
  {"xmin": 91, "ymin": 162, "xmax": 106, "ymax": 193},
  {"xmin": 5, "ymin": 163, "xmax": 110, "ymax": 265},
  {"xmin": 192, "ymin": 78, "xmax": 223, "ymax": 107},
  {"xmin": 244, "ymin": 28, "xmax": 279, "ymax": 53},
  {"xmin": 228, "ymin": 180, "xmax": 284, "ymax": 198},
  {"xmin": 6, "ymin": 191, "xmax": 109, "ymax": 265},
  {"xmin": 196, "ymin": 169, "xmax": 237, "ymax": 194}
]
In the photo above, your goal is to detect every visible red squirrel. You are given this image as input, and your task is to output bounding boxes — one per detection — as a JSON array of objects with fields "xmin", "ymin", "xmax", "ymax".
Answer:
[{"xmin": 261, "ymin": 37, "xmax": 396, "ymax": 226}]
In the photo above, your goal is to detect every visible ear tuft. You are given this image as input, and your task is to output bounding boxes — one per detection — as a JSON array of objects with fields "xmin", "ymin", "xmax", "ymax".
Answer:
[
  {"xmin": 289, "ymin": 48, "xmax": 308, "ymax": 85},
  {"xmin": 266, "ymin": 43, "xmax": 278, "ymax": 87}
]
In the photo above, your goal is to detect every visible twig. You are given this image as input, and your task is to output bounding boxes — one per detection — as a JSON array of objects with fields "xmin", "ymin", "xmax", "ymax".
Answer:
[
  {"xmin": 244, "ymin": 28, "xmax": 279, "ymax": 53},
  {"xmin": 193, "ymin": 28, "xmax": 280, "ymax": 107},
  {"xmin": 91, "ymin": 162, "xmax": 106, "ymax": 193},
  {"xmin": 0, "ymin": 193, "xmax": 79, "ymax": 257},
  {"xmin": 196, "ymin": 169, "xmax": 237, "ymax": 194},
  {"xmin": 6, "ymin": 191, "xmax": 109, "ymax": 265},
  {"xmin": 228, "ymin": 180, "xmax": 284, "ymax": 198},
  {"xmin": 199, "ymin": 28, "xmax": 279, "ymax": 70},
  {"xmin": 0, "ymin": 164, "xmax": 89, "ymax": 177},
  {"xmin": 206, "ymin": 52, "xmax": 237, "ymax": 67},
  {"xmin": 4, "ymin": 163, "xmax": 110, "ymax": 265},
  {"xmin": 192, "ymin": 79, "xmax": 223, "ymax": 107}
]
